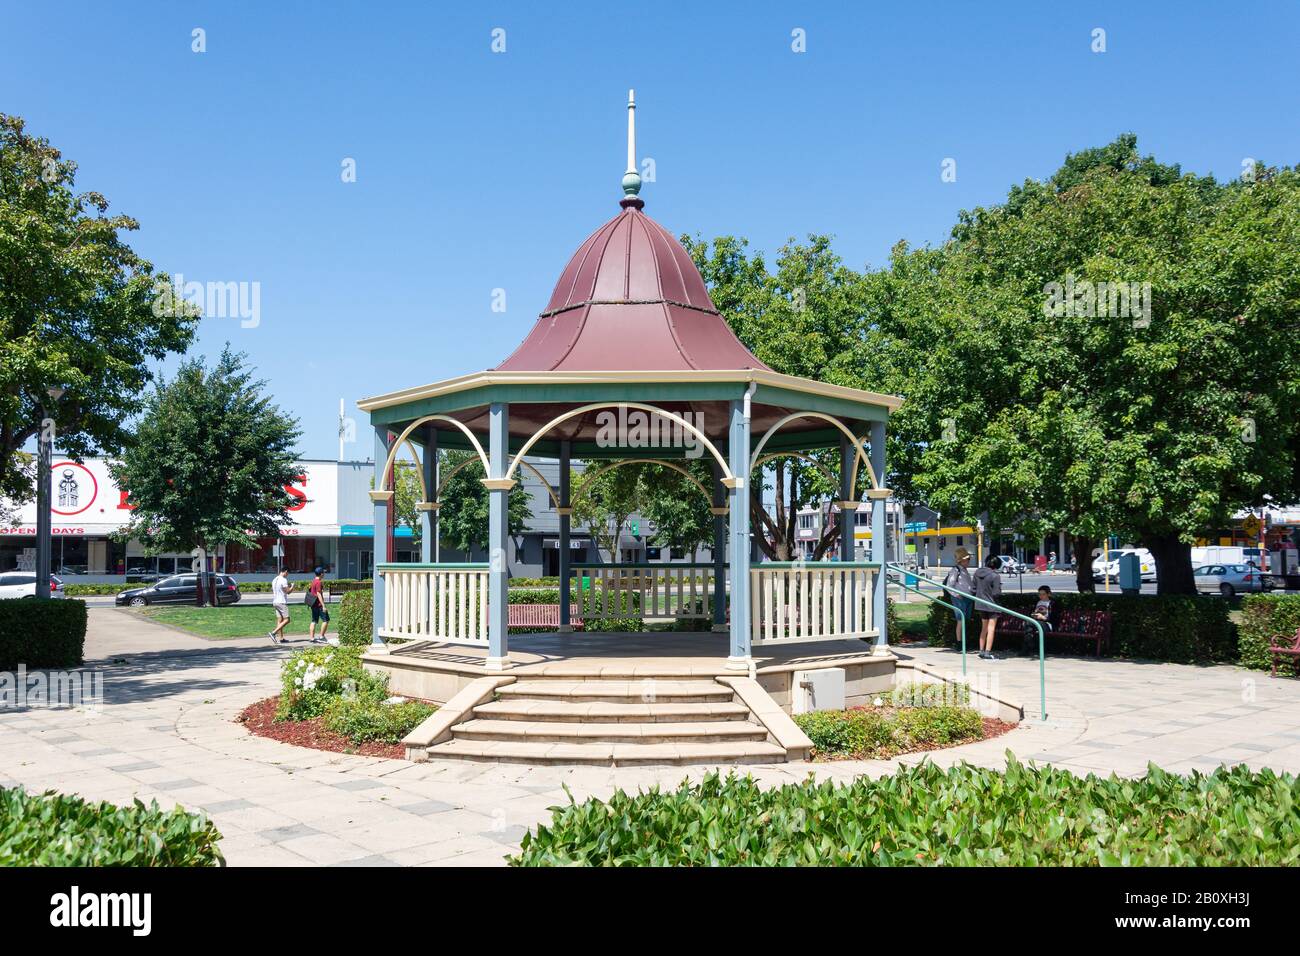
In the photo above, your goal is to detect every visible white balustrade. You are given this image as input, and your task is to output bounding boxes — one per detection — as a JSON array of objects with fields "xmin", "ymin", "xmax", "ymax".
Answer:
[
  {"xmin": 750, "ymin": 563, "xmax": 876, "ymax": 645},
  {"xmin": 378, "ymin": 564, "xmax": 489, "ymax": 645},
  {"xmin": 571, "ymin": 564, "xmax": 715, "ymax": 623}
]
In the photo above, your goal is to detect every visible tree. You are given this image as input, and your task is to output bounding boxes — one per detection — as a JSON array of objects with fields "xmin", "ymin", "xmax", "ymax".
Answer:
[
  {"xmin": 684, "ymin": 234, "xmax": 869, "ymax": 559},
  {"xmin": 872, "ymin": 136, "xmax": 1300, "ymax": 593},
  {"xmin": 435, "ymin": 450, "xmax": 531, "ymax": 559},
  {"xmin": 571, "ymin": 463, "xmax": 642, "ymax": 563},
  {"xmin": 0, "ymin": 114, "xmax": 198, "ymax": 508},
  {"xmin": 109, "ymin": 348, "xmax": 302, "ymax": 604},
  {"xmin": 637, "ymin": 461, "xmax": 717, "ymax": 557}
]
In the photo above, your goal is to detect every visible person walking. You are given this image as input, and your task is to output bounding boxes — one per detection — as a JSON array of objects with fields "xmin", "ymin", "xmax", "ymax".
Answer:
[
  {"xmin": 973, "ymin": 554, "xmax": 1004, "ymax": 660},
  {"xmin": 942, "ymin": 547, "xmax": 975, "ymax": 648},
  {"xmin": 306, "ymin": 568, "xmax": 330, "ymax": 644},
  {"xmin": 268, "ymin": 567, "xmax": 294, "ymax": 644}
]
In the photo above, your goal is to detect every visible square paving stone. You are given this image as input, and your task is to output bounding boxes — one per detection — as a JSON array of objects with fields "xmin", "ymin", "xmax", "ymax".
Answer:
[
  {"xmin": 1230, "ymin": 742, "xmax": 1275, "ymax": 752},
  {"xmin": 111, "ymin": 760, "xmax": 161, "ymax": 772},
  {"xmin": 72, "ymin": 747, "xmax": 118, "ymax": 757},
  {"xmin": 331, "ymin": 778, "xmax": 386, "ymax": 792},
  {"xmin": 151, "ymin": 778, "xmax": 204, "ymax": 791},
  {"xmin": 400, "ymin": 799, "xmax": 458, "ymax": 816},
  {"xmin": 258, "ymin": 822, "xmax": 320, "ymax": 843},
  {"xmin": 331, "ymin": 854, "xmax": 401, "ymax": 867},
  {"xmin": 203, "ymin": 798, "xmax": 256, "ymax": 814}
]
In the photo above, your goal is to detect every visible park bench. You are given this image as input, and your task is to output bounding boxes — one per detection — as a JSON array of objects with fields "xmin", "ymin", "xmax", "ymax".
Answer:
[
  {"xmin": 327, "ymin": 580, "xmax": 371, "ymax": 603},
  {"xmin": 508, "ymin": 604, "xmax": 583, "ymax": 630},
  {"xmin": 993, "ymin": 608, "xmax": 1111, "ymax": 657},
  {"xmin": 1269, "ymin": 627, "xmax": 1300, "ymax": 678}
]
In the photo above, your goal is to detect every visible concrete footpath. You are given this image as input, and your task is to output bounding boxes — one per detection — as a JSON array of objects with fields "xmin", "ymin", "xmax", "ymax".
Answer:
[{"xmin": 1, "ymin": 609, "xmax": 1298, "ymax": 866}]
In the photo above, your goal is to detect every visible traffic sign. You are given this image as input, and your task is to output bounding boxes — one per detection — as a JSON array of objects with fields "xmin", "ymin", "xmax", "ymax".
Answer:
[
  {"xmin": 904, "ymin": 522, "xmax": 927, "ymax": 533},
  {"xmin": 1242, "ymin": 515, "xmax": 1262, "ymax": 538}
]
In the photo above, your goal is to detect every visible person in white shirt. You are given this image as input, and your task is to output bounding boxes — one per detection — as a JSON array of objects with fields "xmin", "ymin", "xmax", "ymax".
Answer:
[{"xmin": 269, "ymin": 568, "xmax": 294, "ymax": 644}]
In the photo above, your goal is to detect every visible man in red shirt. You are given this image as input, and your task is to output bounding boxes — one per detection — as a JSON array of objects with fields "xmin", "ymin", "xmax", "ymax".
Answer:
[{"xmin": 306, "ymin": 568, "xmax": 330, "ymax": 644}]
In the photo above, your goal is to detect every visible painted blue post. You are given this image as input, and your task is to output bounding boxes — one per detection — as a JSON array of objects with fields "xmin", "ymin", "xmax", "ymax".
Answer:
[
  {"xmin": 558, "ymin": 440, "xmax": 572, "ymax": 632},
  {"xmin": 871, "ymin": 419, "xmax": 889, "ymax": 653},
  {"xmin": 371, "ymin": 427, "xmax": 391, "ymax": 647},
  {"xmin": 420, "ymin": 425, "xmax": 437, "ymax": 563},
  {"xmin": 727, "ymin": 399, "xmax": 751, "ymax": 668},
  {"xmin": 711, "ymin": 460, "xmax": 727, "ymax": 631},
  {"xmin": 486, "ymin": 403, "xmax": 510, "ymax": 669},
  {"xmin": 839, "ymin": 434, "xmax": 855, "ymax": 562}
]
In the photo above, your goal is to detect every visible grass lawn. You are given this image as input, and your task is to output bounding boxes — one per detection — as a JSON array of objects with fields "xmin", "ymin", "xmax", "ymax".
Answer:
[
  {"xmin": 891, "ymin": 599, "xmax": 931, "ymax": 640},
  {"xmin": 140, "ymin": 604, "xmax": 327, "ymax": 639}
]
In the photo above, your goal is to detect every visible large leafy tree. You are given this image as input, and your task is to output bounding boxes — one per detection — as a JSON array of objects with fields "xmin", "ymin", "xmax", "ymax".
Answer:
[
  {"xmin": 684, "ymin": 234, "xmax": 869, "ymax": 559},
  {"xmin": 637, "ymin": 460, "xmax": 717, "ymax": 557},
  {"xmin": 110, "ymin": 348, "xmax": 302, "ymax": 602},
  {"xmin": 0, "ymin": 114, "xmax": 197, "ymax": 509},
  {"xmin": 435, "ymin": 450, "xmax": 531, "ymax": 557},
  {"xmin": 571, "ymin": 463, "xmax": 642, "ymax": 563},
  {"xmin": 874, "ymin": 135, "xmax": 1300, "ymax": 593}
]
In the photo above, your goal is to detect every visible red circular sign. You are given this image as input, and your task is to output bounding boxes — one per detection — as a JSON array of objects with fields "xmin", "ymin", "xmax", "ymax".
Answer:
[{"xmin": 50, "ymin": 461, "xmax": 98, "ymax": 516}]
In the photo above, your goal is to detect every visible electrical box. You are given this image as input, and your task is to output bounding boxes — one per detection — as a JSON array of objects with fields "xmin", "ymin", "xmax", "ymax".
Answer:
[
  {"xmin": 1118, "ymin": 552, "xmax": 1141, "ymax": 593},
  {"xmin": 792, "ymin": 668, "xmax": 846, "ymax": 714}
]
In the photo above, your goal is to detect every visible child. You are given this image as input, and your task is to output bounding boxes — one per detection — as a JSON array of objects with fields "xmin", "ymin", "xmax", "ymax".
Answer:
[{"xmin": 1025, "ymin": 585, "xmax": 1056, "ymax": 654}]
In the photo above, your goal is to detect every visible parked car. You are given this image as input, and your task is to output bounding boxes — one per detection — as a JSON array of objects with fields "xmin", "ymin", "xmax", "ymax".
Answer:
[
  {"xmin": 115, "ymin": 573, "xmax": 241, "ymax": 607},
  {"xmin": 1092, "ymin": 548, "xmax": 1157, "ymax": 582},
  {"xmin": 994, "ymin": 555, "xmax": 1025, "ymax": 575},
  {"xmin": 0, "ymin": 572, "xmax": 66, "ymax": 599},
  {"xmin": 1193, "ymin": 564, "xmax": 1267, "ymax": 597}
]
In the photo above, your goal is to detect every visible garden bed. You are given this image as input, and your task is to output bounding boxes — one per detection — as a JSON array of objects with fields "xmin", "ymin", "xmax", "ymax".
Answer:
[{"xmin": 238, "ymin": 696, "xmax": 406, "ymax": 759}]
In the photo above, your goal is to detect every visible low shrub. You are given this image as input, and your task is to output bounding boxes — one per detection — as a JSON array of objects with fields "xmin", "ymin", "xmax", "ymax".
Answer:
[
  {"xmin": 925, "ymin": 591, "xmax": 1236, "ymax": 663},
  {"xmin": 794, "ymin": 704, "xmax": 983, "ymax": 759},
  {"xmin": 0, "ymin": 787, "xmax": 224, "ymax": 866},
  {"xmin": 512, "ymin": 759, "xmax": 1300, "ymax": 866},
  {"xmin": 322, "ymin": 696, "xmax": 435, "ymax": 743},
  {"xmin": 337, "ymin": 589, "xmax": 374, "ymax": 646},
  {"xmin": 276, "ymin": 645, "xmax": 388, "ymax": 721},
  {"xmin": 511, "ymin": 576, "xmax": 560, "ymax": 588},
  {"xmin": 889, "ymin": 681, "xmax": 970, "ymax": 708},
  {"xmin": 1239, "ymin": 593, "xmax": 1300, "ymax": 671},
  {"xmin": 0, "ymin": 599, "xmax": 86, "ymax": 670}
]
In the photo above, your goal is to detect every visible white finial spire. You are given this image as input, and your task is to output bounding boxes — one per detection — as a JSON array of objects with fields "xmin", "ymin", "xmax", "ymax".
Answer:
[
  {"xmin": 626, "ymin": 89, "xmax": 637, "ymax": 174},
  {"xmin": 621, "ymin": 90, "xmax": 642, "ymax": 200}
]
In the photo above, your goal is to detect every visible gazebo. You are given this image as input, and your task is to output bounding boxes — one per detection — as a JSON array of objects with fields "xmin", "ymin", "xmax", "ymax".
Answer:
[{"xmin": 358, "ymin": 94, "xmax": 903, "ymax": 763}]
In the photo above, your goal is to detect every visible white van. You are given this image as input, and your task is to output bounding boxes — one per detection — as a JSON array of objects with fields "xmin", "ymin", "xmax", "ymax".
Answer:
[
  {"xmin": 1091, "ymin": 548, "xmax": 1156, "ymax": 582},
  {"xmin": 1191, "ymin": 546, "xmax": 1269, "ymax": 571}
]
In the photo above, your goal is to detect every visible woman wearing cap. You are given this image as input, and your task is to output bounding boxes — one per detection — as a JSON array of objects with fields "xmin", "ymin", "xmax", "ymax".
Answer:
[
  {"xmin": 942, "ymin": 548, "xmax": 975, "ymax": 648},
  {"xmin": 973, "ymin": 554, "xmax": 1005, "ymax": 660}
]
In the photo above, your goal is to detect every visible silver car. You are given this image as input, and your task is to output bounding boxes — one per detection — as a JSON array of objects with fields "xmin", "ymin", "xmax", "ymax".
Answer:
[{"xmin": 1193, "ymin": 564, "xmax": 1266, "ymax": 597}]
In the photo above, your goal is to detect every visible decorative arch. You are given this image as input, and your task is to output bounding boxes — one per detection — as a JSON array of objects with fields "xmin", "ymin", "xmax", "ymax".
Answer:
[
  {"xmin": 506, "ymin": 402, "xmax": 734, "ymax": 485},
  {"xmin": 748, "ymin": 412, "xmax": 879, "ymax": 492},
  {"xmin": 753, "ymin": 450, "xmax": 837, "ymax": 486},
  {"xmin": 433, "ymin": 451, "xmax": 560, "ymax": 510},
  {"xmin": 569, "ymin": 458, "xmax": 722, "ymax": 512},
  {"xmin": 381, "ymin": 415, "xmax": 490, "ymax": 495}
]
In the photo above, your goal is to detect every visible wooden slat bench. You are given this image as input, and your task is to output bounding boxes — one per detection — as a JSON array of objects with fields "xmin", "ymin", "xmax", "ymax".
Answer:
[
  {"xmin": 1270, "ymin": 627, "xmax": 1300, "ymax": 678},
  {"xmin": 993, "ymin": 609, "xmax": 1111, "ymax": 657},
  {"xmin": 507, "ymin": 604, "xmax": 583, "ymax": 631}
]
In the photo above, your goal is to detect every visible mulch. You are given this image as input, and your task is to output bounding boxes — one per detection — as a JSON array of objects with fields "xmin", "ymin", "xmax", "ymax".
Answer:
[{"xmin": 236, "ymin": 696, "xmax": 405, "ymax": 760}]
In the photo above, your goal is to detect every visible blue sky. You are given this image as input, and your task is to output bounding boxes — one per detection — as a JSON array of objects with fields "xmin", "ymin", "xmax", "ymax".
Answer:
[{"xmin": 5, "ymin": 0, "xmax": 1298, "ymax": 459}]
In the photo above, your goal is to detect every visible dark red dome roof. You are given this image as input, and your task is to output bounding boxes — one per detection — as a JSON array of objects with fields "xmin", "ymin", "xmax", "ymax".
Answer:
[{"xmin": 496, "ymin": 203, "xmax": 771, "ymax": 372}]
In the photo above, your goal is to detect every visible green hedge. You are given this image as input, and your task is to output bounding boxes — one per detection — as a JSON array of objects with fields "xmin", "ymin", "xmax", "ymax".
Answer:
[
  {"xmin": 512, "ymin": 759, "xmax": 1300, "ymax": 866},
  {"xmin": 0, "ymin": 787, "xmax": 224, "ymax": 866},
  {"xmin": 1239, "ymin": 593, "xmax": 1300, "ymax": 671},
  {"xmin": 337, "ymin": 589, "xmax": 374, "ymax": 646},
  {"xmin": 277, "ymin": 644, "xmax": 432, "ymax": 744},
  {"xmin": 926, "ymin": 592, "xmax": 1236, "ymax": 664},
  {"xmin": 0, "ymin": 599, "xmax": 86, "ymax": 670}
]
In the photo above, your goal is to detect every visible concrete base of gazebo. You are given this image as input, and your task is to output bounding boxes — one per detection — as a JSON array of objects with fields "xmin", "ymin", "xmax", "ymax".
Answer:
[{"xmin": 362, "ymin": 634, "xmax": 897, "ymax": 766}]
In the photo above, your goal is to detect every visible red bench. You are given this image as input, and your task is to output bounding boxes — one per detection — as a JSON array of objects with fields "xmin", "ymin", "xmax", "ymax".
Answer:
[
  {"xmin": 1270, "ymin": 627, "xmax": 1300, "ymax": 678},
  {"xmin": 993, "ymin": 609, "xmax": 1112, "ymax": 657},
  {"xmin": 507, "ymin": 604, "xmax": 583, "ymax": 630}
]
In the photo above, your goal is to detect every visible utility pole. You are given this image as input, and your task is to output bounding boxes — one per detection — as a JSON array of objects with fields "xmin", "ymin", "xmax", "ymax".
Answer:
[{"xmin": 35, "ymin": 386, "xmax": 64, "ymax": 600}]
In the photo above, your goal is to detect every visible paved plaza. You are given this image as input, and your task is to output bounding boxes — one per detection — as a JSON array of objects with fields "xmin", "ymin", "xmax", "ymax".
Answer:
[{"xmin": 2, "ymin": 608, "xmax": 1299, "ymax": 866}]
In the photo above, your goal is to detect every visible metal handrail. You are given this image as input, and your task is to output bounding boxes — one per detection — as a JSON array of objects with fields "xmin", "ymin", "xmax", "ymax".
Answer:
[
  {"xmin": 886, "ymin": 569, "xmax": 969, "ymax": 675},
  {"xmin": 886, "ymin": 563, "xmax": 1047, "ymax": 720}
]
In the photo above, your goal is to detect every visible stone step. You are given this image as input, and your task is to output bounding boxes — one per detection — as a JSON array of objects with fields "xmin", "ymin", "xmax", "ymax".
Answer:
[
  {"xmin": 473, "ymin": 698, "xmax": 752, "ymax": 723},
  {"xmin": 495, "ymin": 680, "xmax": 733, "ymax": 703},
  {"xmin": 426, "ymin": 737, "xmax": 788, "ymax": 767},
  {"xmin": 453, "ymin": 718, "xmax": 770, "ymax": 744}
]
